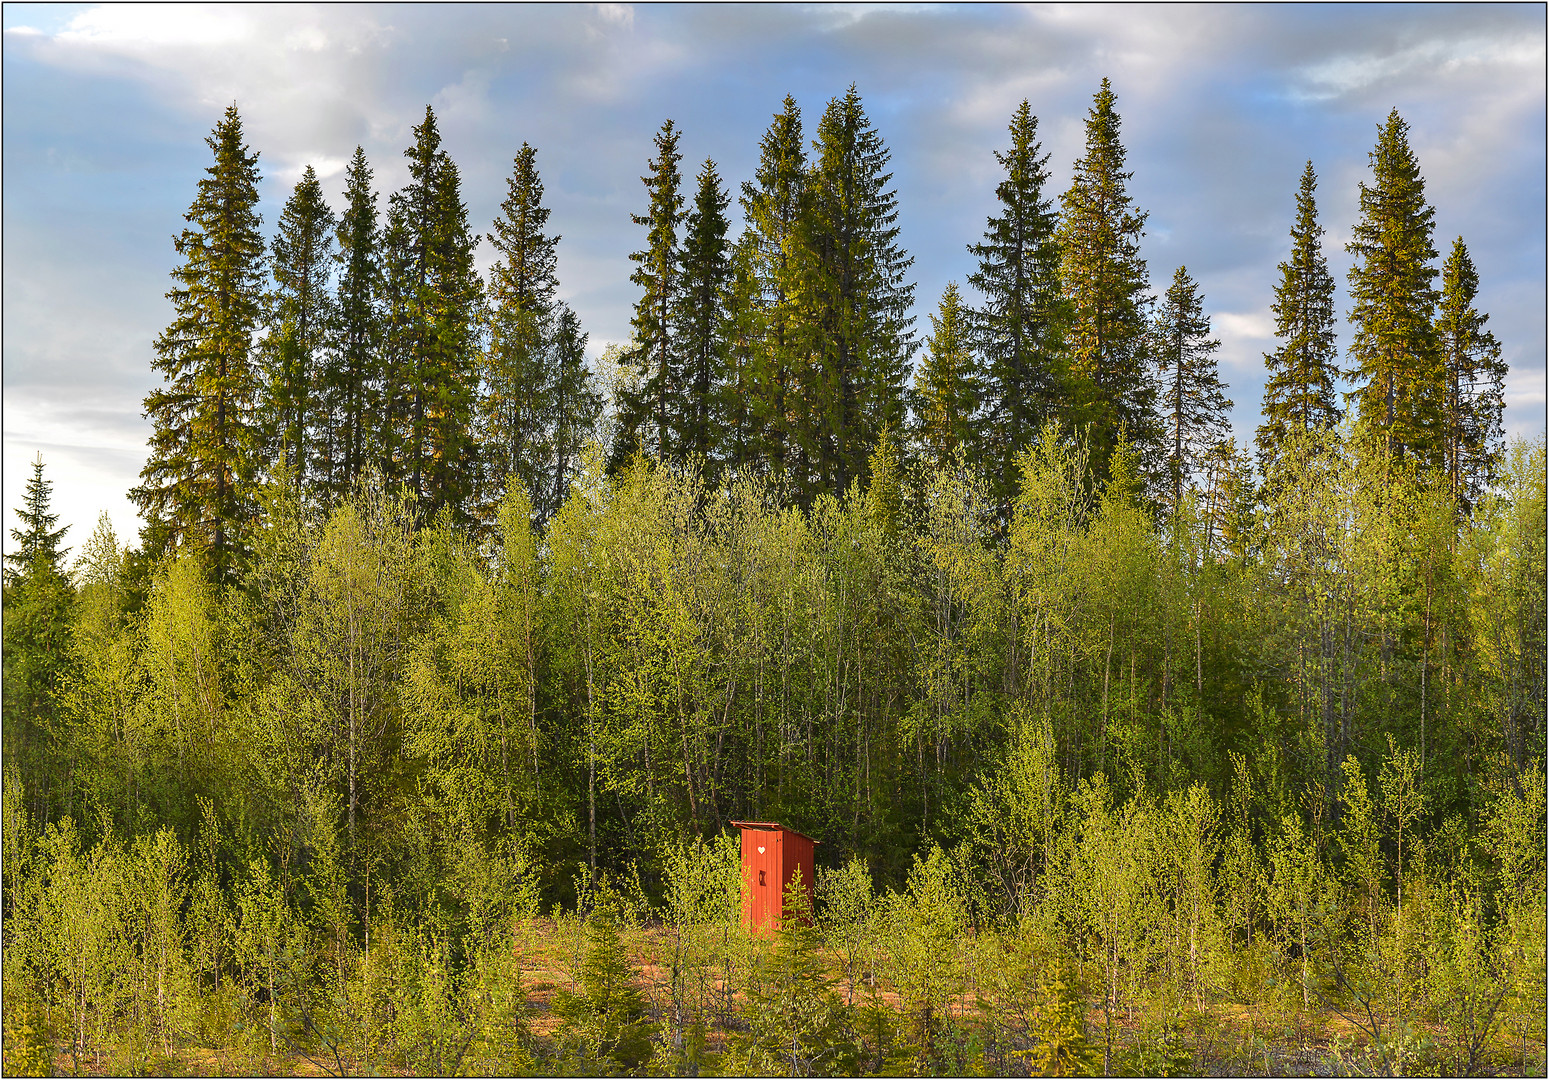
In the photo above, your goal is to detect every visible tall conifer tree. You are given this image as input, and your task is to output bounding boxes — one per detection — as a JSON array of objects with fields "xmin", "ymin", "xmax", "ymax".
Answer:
[
  {"xmin": 2, "ymin": 456, "xmax": 74, "ymax": 813},
  {"xmin": 798, "ymin": 84, "xmax": 916, "ymax": 499},
  {"xmin": 909, "ymin": 282, "xmax": 983, "ymax": 470},
  {"xmin": 131, "ymin": 104, "xmax": 266, "ymax": 581},
  {"xmin": 379, "ymin": 106, "xmax": 483, "ymax": 520},
  {"xmin": 719, "ymin": 237, "xmax": 763, "ymax": 476},
  {"xmin": 482, "ymin": 142, "xmax": 562, "ymax": 519},
  {"xmin": 1436, "ymin": 236, "xmax": 1507, "ymax": 512},
  {"xmin": 1154, "ymin": 266, "xmax": 1231, "ymax": 512},
  {"xmin": 263, "ymin": 164, "xmax": 337, "ymax": 494},
  {"xmin": 547, "ymin": 303, "xmax": 601, "ymax": 517},
  {"xmin": 612, "ymin": 119, "xmax": 684, "ymax": 470},
  {"xmin": 326, "ymin": 146, "xmax": 383, "ymax": 502},
  {"xmin": 1346, "ymin": 109, "xmax": 1444, "ymax": 469},
  {"xmin": 673, "ymin": 158, "xmax": 733, "ymax": 473},
  {"xmin": 968, "ymin": 100, "xmax": 1066, "ymax": 516},
  {"xmin": 1057, "ymin": 78, "xmax": 1156, "ymax": 483},
  {"xmin": 1257, "ymin": 161, "xmax": 1340, "ymax": 473},
  {"xmin": 739, "ymin": 97, "xmax": 809, "ymax": 483}
]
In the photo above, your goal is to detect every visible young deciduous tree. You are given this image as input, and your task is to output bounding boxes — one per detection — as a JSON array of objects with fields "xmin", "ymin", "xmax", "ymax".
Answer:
[
  {"xmin": 132, "ymin": 104, "xmax": 267, "ymax": 581},
  {"xmin": 1257, "ymin": 161, "xmax": 1341, "ymax": 474}
]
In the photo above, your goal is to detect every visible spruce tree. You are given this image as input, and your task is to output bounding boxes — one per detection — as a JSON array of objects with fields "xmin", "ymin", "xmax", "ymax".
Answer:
[
  {"xmin": 552, "ymin": 915, "xmax": 653, "ymax": 1071},
  {"xmin": 967, "ymin": 99, "xmax": 1066, "ymax": 518},
  {"xmin": 547, "ymin": 303, "xmax": 601, "ymax": 518},
  {"xmin": 325, "ymin": 146, "xmax": 383, "ymax": 503},
  {"xmin": 1436, "ymin": 236, "xmax": 1506, "ymax": 512},
  {"xmin": 1257, "ymin": 161, "xmax": 1341, "ymax": 474},
  {"xmin": 482, "ymin": 142, "xmax": 561, "ymax": 520},
  {"xmin": 1057, "ymin": 78, "xmax": 1156, "ymax": 484},
  {"xmin": 909, "ymin": 282, "xmax": 984, "ymax": 470},
  {"xmin": 612, "ymin": 119, "xmax": 684, "ymax": 471},
  {"xmin": 1346, "ymin": 109, "xmax": 1444, "ymax": 470},
  {"xmin": 132, "ymin": 105, "xmax": 266, "ymax": 581},
  {"xmin": 5, "ymin": 454, "xmax": 70, "ymax": 584},
  {"xmin": 378, "ymin": 195, "xmax": 416, "ymax": 487},
  {"xmin": 2, "ymin": 455, "xmax": 75, "ymax": 813},
  {"xmin": 263, "ymin": 164, "xmax": 337, "ymax": 494},
  {"xmin": 739, "ymin": 96, "xmax": 809, "ymax": 484},
  {"xmin": 379, "ymin": 106, "xmax": 483, "ymax": 520},
  {"xmin": 798, "ymin": 84, "xmax": 916, "ymax": 499},
  {"xmin": 718, "ymin": 236, "xmax": 763, "ymax": 476},
  {"xmin": 673, "ymin": 157, "xmax": 733, "ymax": 473},
  {"xmin": 1154, "ymin": 266, "xmax": 1231, "ymax": 512}
]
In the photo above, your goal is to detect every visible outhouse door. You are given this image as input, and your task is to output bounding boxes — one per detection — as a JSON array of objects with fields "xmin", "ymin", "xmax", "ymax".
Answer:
[{"xmin": 730, "ymin": 820, "xmax": 817, "ymax": 933}]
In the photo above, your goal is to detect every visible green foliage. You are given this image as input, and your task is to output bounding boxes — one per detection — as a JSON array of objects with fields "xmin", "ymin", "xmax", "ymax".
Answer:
[
  {"xmin": 614, "ymin": 118, "xmax": 685, "ymax": 472},
  {"xmin": 733, "ymin": 870, "xmax": 857, "ymax": 1077},
  {"xmin": 131, "ymin": 104, "xmax": 267, "ymax": 582},
  {"xmin": 1153, "ymin": 265, "xmax": 1230, "ymax": 513},
  {"xmin": 910, "ymin": 282, "xmax": 984, "ymax": 470},
  {"xmin": 379, "ymin": 105, "xmax": 485, "ymax": 523},
  {"xmin": 1346, "ymin": 109, "xmax": 1444, "ymax": 470},
  {"xmin": 1058, "ymin": 78, "xmax": 1156, "ymax": 484},
  {"xmin": 673, "ymin": 157, "xmax": 735, "ymax": 473},
  {"xmin": 794, "ymin": 83, "xmax": 917, "ymax": 501},
  {"xmin": 552, "ymin": 914, "xmax": 653, "ymax": 1074},
  {"xmin": 880, "ymin": 846, "xmax": 969, "ymax": 1070},
  {"xmin": 262, "ymin": 163, "xmax": 337, "ymax": 496},
  {"xmin": 480, "ymin": 140, "xmax": 564, "ymax": 527},
  {"xmin": 1025, "ymin": 958, "xmax": 1100, "ymax": 1077},
  {"xmin": 1436, "ymin": 235, "xmax": 1507, "ymax": 513},
  {"xmin": 1257, "ymin": 160, "xmax": 1341, "ymax": 474},
  {"xmin": 323, "ymin": 145, "xmax": 382, "ymax": 505},
  {"xmin": 968, "ymin": 99, "xmax": 1068, "ymax": 526}
]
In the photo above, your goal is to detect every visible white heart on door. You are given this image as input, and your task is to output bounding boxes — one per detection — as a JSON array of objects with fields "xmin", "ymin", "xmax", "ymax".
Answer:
[{"xmin": 757, "ymin": 846, "xmax": 766, "ymax": 854}]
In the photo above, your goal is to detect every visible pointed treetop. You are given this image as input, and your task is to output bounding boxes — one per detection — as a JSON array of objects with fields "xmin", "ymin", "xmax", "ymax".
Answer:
[{"xmin": 6, "ymin": 453, "xmax": 70, "ymax": 582}]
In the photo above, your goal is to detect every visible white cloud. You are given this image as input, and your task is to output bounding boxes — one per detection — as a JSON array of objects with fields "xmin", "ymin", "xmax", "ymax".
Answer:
[
  {"xmin": 1214, "ymin": 312, "xmax": 1276, "ymax": 342},
  {"xmin": 593, "ymin": 4, "xmax": 634, "ymax": 30},
  {"xmin": 1293, "ymin": 34, "xmax": 1545, "ymax": 103},
  {"xmin": 57, "ymin": 4, "xmax": 254, "ymax": 49}
]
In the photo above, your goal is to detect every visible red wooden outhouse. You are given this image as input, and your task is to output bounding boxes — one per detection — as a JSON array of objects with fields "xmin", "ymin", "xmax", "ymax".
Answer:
[{"xmin": 730, "ymin": 820, "xmax": 818, "ymax": 933}]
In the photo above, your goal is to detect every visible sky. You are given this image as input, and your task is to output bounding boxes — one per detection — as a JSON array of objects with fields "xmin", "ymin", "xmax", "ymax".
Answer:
[{"xmin": 3, "ymin": 2, "xmax": 1545, "ymax": 561}]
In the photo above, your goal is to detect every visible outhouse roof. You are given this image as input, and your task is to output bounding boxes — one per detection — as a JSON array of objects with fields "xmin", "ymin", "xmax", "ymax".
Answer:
[{"xmin": 729, "ymin": 820, "xmax": 820, "ymax": 845}]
